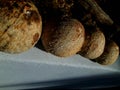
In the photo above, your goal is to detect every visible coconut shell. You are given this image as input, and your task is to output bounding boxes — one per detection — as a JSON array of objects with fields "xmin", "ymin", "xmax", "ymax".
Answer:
[
  {"xmin": 79, "ymin": 28, "xmax": 105, "ymax": 59},
  {"xmin": 0, "ymin": 0, "xmax": 42, "ymax": 53},
  {"xmin": 41, "ymin": 19, "xmax": 85, "ymax": 57},
  {"xmin": 95, "ymin": 40, "xmax": 119, "ymax": 65}
]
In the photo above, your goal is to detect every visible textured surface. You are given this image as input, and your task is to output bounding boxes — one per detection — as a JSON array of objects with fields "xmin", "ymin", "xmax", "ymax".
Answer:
[
  {"xmin": 80, "ymin": 28, "xmax": 105, "ymax": 59},
  {"xmin": 96, "ymin": 41, "xmax": 119, "ymax": 65},
  {"xmin": 42, "ymin": 19, "xmax": 85, "ymax": 57},
  {"xmin": 0, "ymin": 0, "xmax": 42, "ymax": 53}
]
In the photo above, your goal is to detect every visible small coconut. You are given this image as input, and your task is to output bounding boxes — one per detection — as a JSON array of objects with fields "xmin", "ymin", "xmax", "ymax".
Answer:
[
  {"xmin": 95, "ymin": 40, "xmax": 119, "ymax": 65},
  {"xmin": 79, "ymin": 28, "xmax": 105, "ymax": 59},
  {"xmin": 41, "ymin": 19, "xmax": 85, "ymax": 57}
]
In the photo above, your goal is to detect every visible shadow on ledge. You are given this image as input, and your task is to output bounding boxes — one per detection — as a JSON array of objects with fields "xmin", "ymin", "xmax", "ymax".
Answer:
[{"xmin": 35, "ymin": 39, "xmax": 45, "ymax": 52}]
